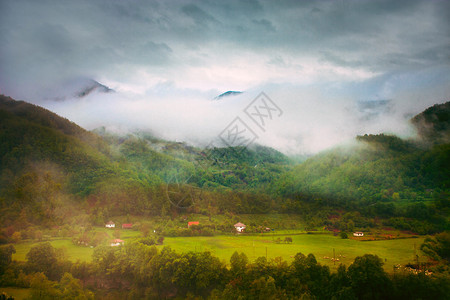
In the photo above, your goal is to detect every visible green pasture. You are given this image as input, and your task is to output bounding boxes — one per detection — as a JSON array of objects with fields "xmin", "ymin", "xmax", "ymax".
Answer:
[
  {"xmin": 94, "ymin": 227, "xmax": 142, "ymax": 239},
  {"xmin": 12, "ymin": 227, "xmax": 141, "ymax": 262},
  {"xmin": 10, "ymin": 229, "xmax": 427, "ymax": 273},
  {"xmin": 12, "ymin": 239, "xmax": 94, "ymax": 262},
  {"xmin": 161, "ymin": 234, "xmax": 426, "ymax": 272}
]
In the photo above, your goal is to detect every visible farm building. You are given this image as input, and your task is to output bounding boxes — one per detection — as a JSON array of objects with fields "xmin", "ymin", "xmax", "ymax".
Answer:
[
  {"xmin": 353, "ymin": 232, "xmax": 364, "ymax": 237},
  {"xmin": 105, "ymin": 221, "xmax": 115, "ymax": 228},
  {"xmin": 110, "ymin": 239, "xmax": 124, "ymax": 246},
  {"xmin": 122, "ymin": 223, "xmax": 133, "ymax": 229},
  {"xmin": 234, "ymin": 222, "xmax": 246, "ymax": 233},
  {"xmin": 188, "ymin": 221, "xmax": 199, "ymax": 228}
]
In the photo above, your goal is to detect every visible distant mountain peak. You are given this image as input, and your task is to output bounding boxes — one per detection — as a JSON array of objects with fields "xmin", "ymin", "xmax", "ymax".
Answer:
[
  {"xmin": 45, "ymin": 78, "xmax": 114, "ymax": 101},
  {"xmin": 76, "ymin": 79, "xmax": 114, "ymax": 98},
  {"xmin": 214, "ymin": 91, "xmax": 243, "ymax": 100}
]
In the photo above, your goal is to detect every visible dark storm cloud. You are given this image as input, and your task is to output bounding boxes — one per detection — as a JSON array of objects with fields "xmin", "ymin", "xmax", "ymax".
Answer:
[
  {"xmin": 251, "ymin": 19, "xmax": 276, "ymax": 32},
  {"xmin": 1, "ymin": 0, "xmax": 448, "ymax": 94},
  {"xmin": 127, "ymin": 41, "xmax": 173, "ymax": 65},
  {"xmin": 182, "ymin": 4, "xmax": 218, "ymax": 26}
]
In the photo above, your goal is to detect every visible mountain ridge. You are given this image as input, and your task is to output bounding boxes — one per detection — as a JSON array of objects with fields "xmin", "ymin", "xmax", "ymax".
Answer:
[{"xmin": 213, "ymin": 90, "xmax": 243, "ymax": 100}]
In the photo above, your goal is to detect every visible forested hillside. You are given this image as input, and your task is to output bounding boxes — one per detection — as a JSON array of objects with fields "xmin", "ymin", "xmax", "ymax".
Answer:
[
  {"xmin": 411, "ymin": 101, "xmax": 450, "ymax": 144},
  {"xmin": 0, "ymin": 96, "xmax": 449, "ymax": 234},
  {"xmin": 277, "ymin": 134, "xmax": 449, "ymax": 206},
  {"xmin": 0, "ymin": 96, "xmax": 449, "ymax": 299},
  {"xmin": 275, "ymin": 102, "xmax": 449, "ymax": 233},
  {"xmin": 0, "ymin": 96, "xmax": 292, "ymax": 229}
]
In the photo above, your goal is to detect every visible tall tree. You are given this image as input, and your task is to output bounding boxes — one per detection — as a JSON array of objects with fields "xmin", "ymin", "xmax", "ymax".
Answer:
[
  {"xmin": 0, "ymin": 245, "xmax": 15, "ymax": 275},
  {"xmin": 347, "ymin": 254, "xmax": 391, "ymax": 300},
  {"xmin": 26, "ymin": 242, "xmax": 62, "ymax": 280}
]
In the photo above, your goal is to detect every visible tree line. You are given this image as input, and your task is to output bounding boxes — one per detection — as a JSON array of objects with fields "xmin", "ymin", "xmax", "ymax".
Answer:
[{"xmin": 1, "ymin": 241, "xmax": 449, "ymax": 299}]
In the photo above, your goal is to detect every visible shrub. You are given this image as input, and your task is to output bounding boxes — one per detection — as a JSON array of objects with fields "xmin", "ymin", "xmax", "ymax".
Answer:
[{"xmin": 339, "ymin": 232, "xmax": 348, "ymax": 239}]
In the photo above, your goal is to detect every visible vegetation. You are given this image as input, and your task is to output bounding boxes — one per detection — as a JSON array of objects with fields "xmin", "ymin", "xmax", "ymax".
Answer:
[
  {"xmin": 1, "ymin": 96, "xmax": 449, "ymax": 232},
  {"xmin": 8, "ymin": 226, "xmax": 427, "ymax": 268},
  {"xmin": 420, "ymin": 231, "xmax": 450, "ymax": 263},
  {"xmin": 1, "ymin": 242, "xmax": 449, "ymax": 299},
  {"xmin": 0, "ymin": 95, "xmax": 449, "ymax": 298}
]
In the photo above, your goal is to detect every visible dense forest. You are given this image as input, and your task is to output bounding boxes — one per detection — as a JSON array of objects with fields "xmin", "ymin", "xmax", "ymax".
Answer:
[
  {"xmin": 0, "ymin": 95, "xmax": 449, "ymax": 298},
  {"xmin": 0, "ymin": 96, "xmax": 448, "ymax": 233}
]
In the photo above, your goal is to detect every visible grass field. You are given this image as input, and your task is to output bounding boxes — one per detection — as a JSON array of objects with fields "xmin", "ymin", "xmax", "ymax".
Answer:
[
  {"xmin": 11, "ymin": 229, "xmax": 426, "ymax": 273},
  {"xmin": 12, "ymin": 227, "xmax": 141, "ymax": 262},
  {"xmin": 161, "ymin": 234, "xmax": 426, "ymax": 272},
  {"xmin": 12, "ymin": 239, "xmax": 95, "ymax": 262}
]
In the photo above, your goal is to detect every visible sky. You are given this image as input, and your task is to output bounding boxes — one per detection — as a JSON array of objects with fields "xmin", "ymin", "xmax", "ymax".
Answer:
[{"xmin": 1, "ymin": 0, "xmax": 449, "ymax": 154}]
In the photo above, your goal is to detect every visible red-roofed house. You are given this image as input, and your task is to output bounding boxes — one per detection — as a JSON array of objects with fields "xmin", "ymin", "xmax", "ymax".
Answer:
[
  {"xmin": 188, "ymin": 221, "xmax": 199, "ymax": 228},
  {"xmin": 110, "ymin": 239, "xmax": 124, "ymax": 246},
  {"xmin": 122, "ymin": 223, "xmax": 133, "ymax": 229},
  {"xmin": 234, "ymin": 222, "xmax": 246, "ymax": 233}
]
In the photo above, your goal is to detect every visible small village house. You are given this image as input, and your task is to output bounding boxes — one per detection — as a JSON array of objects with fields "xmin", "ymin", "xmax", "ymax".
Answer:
[
  {"xmin": 105, "ymin": 221, "xmax": 115, "ymax": 228},
  {"xmin": 111, "ymin": 239, "xmax": 124, "ymax": 246},
  {"xmin": 234, "ymin": 222, "xmax": 246, "ymax": 233},
  {"xmin": 188, "ymin": 221, "xmax": 199, "ymax": 228},
  {"xmin": 353, "ymin": 232, "xmax": 364, "ymax": 237},
  {"xmin": 122, "ymin": 223, "xmax": 133, "ymax": 229}
]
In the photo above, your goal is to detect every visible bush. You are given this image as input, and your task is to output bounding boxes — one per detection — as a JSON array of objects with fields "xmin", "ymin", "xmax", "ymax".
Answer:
[
  {"xmin": 339, "ymin": 232, "xmax": 348, "ymax": 239},
  {"xmin": 11, "ymin": 232, "xmax": 21, "ymax": 243},
  {"xmin": 139, "ymin": 237, "xmax": 156, "ymax": 246},
  {"xmin": 284, "ymin": 237, "xmax": 293, "ymax": 243}
]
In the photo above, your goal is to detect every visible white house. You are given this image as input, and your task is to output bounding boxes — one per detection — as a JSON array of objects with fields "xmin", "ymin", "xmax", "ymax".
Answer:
[
  {"xmin": 234, "ymin": 222, "xmax": 246, "ymax": 233},
  {"xmin": 105, "ymin": 221, "xmax": 115, "ymax": 228},
  {"xmin": 110, "ymin": 239, "xmax": 124, "ymax": 246},
  {"xmin": 353, "ymin": 232, "xmax": 364, "ymax": 237}
]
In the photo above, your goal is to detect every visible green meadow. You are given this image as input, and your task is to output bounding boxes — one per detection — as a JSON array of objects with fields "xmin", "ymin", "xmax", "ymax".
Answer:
[
  {"xmin": 13, "ymin": 239, "xmax": 95, "ymax": 262},
  {"xmin": 12, "ymin": 227, "xmax": 141, "ymax": 262},
  {"xmin": 12, "ymin": 231, "xmax": 426, "ymax": 273},
  {"xmin": 161, "ymin": 234, "xmax": 426, "ymax": 272}
]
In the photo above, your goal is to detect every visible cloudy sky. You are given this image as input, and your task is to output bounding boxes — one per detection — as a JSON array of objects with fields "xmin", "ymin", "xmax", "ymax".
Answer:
[{"xmin": 1, "ymin": 0, "xmax": 449, "ymax": 154}]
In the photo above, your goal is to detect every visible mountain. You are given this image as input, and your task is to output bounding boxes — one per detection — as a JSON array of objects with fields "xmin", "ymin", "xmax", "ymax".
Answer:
[
  {"xmin": 1, "ymin": 95, "xmax": 89, "ymax": 137},
  {"xmin": 0, "ymin": 95, "xmax": 292, "ymax": 226},
  {"xmin": 274, "ymin": 102, "xmax": 449, "ymax": 233},
  {"xmin": 44, "ymin": 78, "xmax": 114, "ymax": 101},
  {"xmin": 0, "ymin": 95, "xmax": 118, "ymax": 224},
  {"xmin": 0, "ymin": 95, "xmax": 448, "ymax": 233},
  {"xmin": 411, "ymin": 101, "xmax": 450, "ymax": 144},
  {"xmin": 75, "ymin": 79, "xmax": 114, "ymax": 98},
  {"xmin": 213, "ymin": 90, "xmax": 243, "ymax": 100},
  {"xmin": 0, "ymin": 95, "xmax": 110, "ymax": 155}
]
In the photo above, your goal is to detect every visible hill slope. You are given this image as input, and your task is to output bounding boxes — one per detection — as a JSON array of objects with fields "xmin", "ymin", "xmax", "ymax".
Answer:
[
  {"xmin": 273, "ymin": 102, "xmax": 449, "ymax": 232},
  {"xmin": 0, "ymin": 95, "xmax": 448, "ymax": 233},
  {"xmin": 411, "ymin": 101, "xmax": 450, "ymax": 144},
  {"xmin": 0, "ymin": 96, "xmax": 120, "ymax": 226},
  {"xmin": 0, "ymin": 95, "xmax": 293, "ymax": 227}
]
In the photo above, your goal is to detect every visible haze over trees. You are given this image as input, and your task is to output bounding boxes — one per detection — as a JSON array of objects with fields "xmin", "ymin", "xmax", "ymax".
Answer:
[
  {"xmin": 1, "ymin": 96, "xmax": 448, "ymax": 231},
  {"xmin": 0, "ymin": 96, "xmax": 449, "ymax": 298}
]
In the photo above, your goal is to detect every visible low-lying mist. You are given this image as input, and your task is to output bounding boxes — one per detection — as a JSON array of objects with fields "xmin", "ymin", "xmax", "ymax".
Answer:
[{"xmin": 38, "ymin": 80, "xmax": 449, "ymax": 155}]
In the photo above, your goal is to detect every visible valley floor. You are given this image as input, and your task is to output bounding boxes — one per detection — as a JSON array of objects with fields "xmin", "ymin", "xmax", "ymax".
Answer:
[
  {"xmin": 162, "ymin": 233, "xmax": 426, "ymax": 273},
  {"xmin": 11, "ymin": 233, "xmax": 427, "ymax": 273}
]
